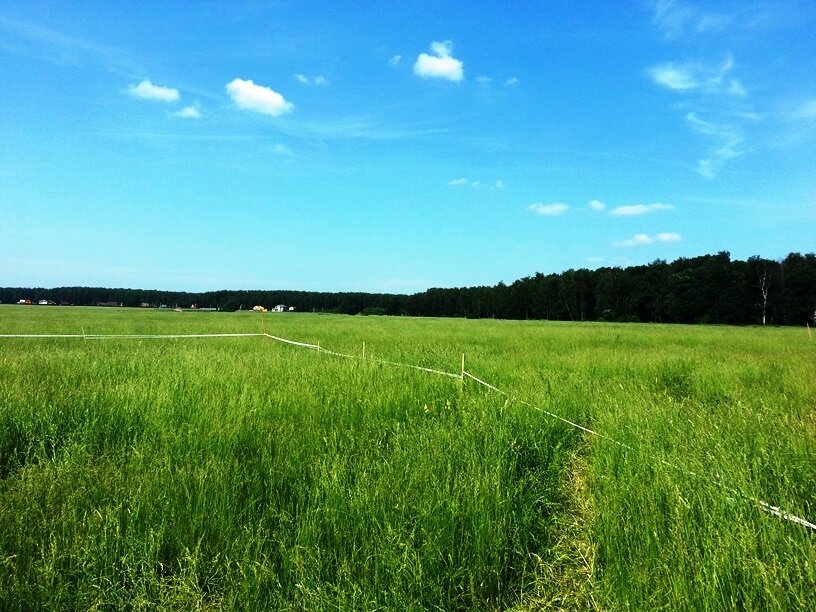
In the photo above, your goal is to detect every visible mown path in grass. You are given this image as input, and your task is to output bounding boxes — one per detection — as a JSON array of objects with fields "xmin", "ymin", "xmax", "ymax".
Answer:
[{"xmin": 1, "ymin": 306, "xmax": 814, "ymax": 609}]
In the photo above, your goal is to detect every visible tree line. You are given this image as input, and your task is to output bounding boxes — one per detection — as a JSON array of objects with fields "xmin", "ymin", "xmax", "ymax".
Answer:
[{"xmin": 3, "ymin": 252, "xmax": 814, "ymax": 326}]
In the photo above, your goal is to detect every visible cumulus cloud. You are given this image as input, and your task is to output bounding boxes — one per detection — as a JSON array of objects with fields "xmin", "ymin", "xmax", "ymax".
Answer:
[
  {"xmin": 174, "ymin": 105, "xmax": 201, "ymax": 119},
  {"xmin": 226, "ymin": 78, "xmax": 293, "ymax": 116},
  {"xmin": 448, "ymin": 177, "xmax": 469, "ymax": 186},
  {"xmin": 589, "ymin": 199, "xmax": 606, "ymax": 211},
  {"xmin": 647, "ymin": 55, "xmax": 745, "ymax": 97},
  {"xmin": 528, "ymin": 203, "xmax": 569, "ymax": 216},
  {"xmin": 389, "ymin": 54, "xmax": 402, "ymax": 66},
  {"xmin": 613, "ymin": 232, "xmax": 681, "ymax": 247},
  {"xmin": 610, "ymin": 203, "xmax": 674, "ymax": 216},
  {"xmin": 127, "ymin": 79, "xmax": 179, "ymax": 102},
  {"xmin": 414, "ymin": 40, "xmax": 464, "ymax": 82}
]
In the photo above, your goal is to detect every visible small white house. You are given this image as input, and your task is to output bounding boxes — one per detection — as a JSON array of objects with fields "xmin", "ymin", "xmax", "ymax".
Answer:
[{"xmin": 271, "ymin": 304, "xmax": 286, "ymax": 312}]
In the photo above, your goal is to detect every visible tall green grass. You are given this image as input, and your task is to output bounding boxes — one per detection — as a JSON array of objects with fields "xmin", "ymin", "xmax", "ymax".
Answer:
[
  {"xmin": 0, "ymin": 306, "xmax": 814, "ymax": 609},
  {"xmin": 0, "ymin": 308, "xmax": 577, "ymax": 609}
]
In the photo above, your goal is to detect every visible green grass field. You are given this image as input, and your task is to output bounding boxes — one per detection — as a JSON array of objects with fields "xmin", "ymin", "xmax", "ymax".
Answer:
[{"xmin": 1, "ymin": 306, "xmax": 814, "ymax": 610}]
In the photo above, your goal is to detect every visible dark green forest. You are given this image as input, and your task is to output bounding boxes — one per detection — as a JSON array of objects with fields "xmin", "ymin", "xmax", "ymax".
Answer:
[{"xmin": 3, "ymin": 252, "xmax": 815, "ymax": 326}]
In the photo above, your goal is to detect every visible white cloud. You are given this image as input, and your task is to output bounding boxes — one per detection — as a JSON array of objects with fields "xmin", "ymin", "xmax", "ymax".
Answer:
[
  {"xmin": 174, "ymin": 105, "xmax": 201, "ymax": 119},
  {"xmin": 795, "ymin": 99, "xmax": 816, "ymax": 120},
  {"xmin": 652, "ymin": 0, "xmax": 732, "ymax": 39},
  {"xmin": 226, "ymin": 78, "xmax": 293, "ymax": 116},
  {"xmin": 271, "ymin": 143, "xmax": 293, "ymax": 156},
  {"xmin": 413, "ymin": 40, "xmax": 464, "ymax": 82},
  {"xmin": 685, "ymin": 112, "xmax": 745, "ymax": 178},
  {"xmin": 589, "ymin": 199, "xmax": 606, "ymax": 211},
  {"xmin": 655, "ymin": 232, "xmax": 682, "ymax": 242},
  {"xmin": 505, "ymin": 77, "xmax": 519, "ymax": 87},
  {"xmin": 448, "ymin": 177, "xmax": 503, "ymax": 189},
  {"xmin": 127, "ymin": 79, "xmax": 179, "ymax": 103},
  {"xmin": 389, "ymin": 54, "xmax": 402, "ymax": 66},
  {"xmin": 647, "ymin": 56, "xmax": 745, "ymax": 97},
  {"xmin": 695, "ymin": 13, "xmax": 734, "ymax": 33},
  {"xmin": 648, "ymin": 64, "xmax": 697, "ymax": 91},
  {"xmin": 528, "ymin": 203, "xmax": 569, "ymax": 216},
  {"xmin": 610, "ymin": 203, "xmax": 673, "ymax": 216},
  {"xmin": 613, "ymin": 232, "xmax": 681, "ymax": 247},
  {"xmin": 295, "ymin": 74, "xmax": 329, "ymax": 86}
]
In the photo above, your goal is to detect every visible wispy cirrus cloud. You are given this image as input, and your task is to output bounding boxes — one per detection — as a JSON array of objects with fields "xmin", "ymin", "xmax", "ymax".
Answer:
[
  {"xmin": 651, "ymin": 0, "xmax": 733, "ymax": 39},
  {"xmin": 613, "ymin": 232, "xmax": 681, "ymax": 247},
  {"xmin": 414, "ymin": 41, "xmax": 464, "ymax": 82},
  {"xmin": 647, "ymin": 55, "xmax": 745, "ymax": 96},
  {"xmin": 610, "ymin": 203, "xmax": 674, "ymax": 216},
  {"xmin": 528, "ymin": 202, "xmax": 569, "ymax": 216},
  {"xmin": 589, "ymin": 199, "xmax": 606, "ymax": 211},
  {"xmin": 226, "ymin": 78, "xmax": 293, "ymax": 116},
  {"xmin": 685, "ymin": 112, "xmax": 746, "ymax": 178},
  {"xmin": 793, "ymin": 99, "xmax": 816, "ymax": 120},
  {"xmin": 295, "ymin": 74, "xmax": 329, "ymax": 86},
  {"xmin": 646, "ymin": 4, "xmax": 752, "ymax": 180},
  {"xmin": 448, "ymin": 177, "xmax": 504, "ymax": 189},
  {"xmin": 0, "ymin": 15, "xmax": 143, "ymax": 74},
  {"xmin": 127, "ymin": 79, "xmax": 180, "ymax": 102}
]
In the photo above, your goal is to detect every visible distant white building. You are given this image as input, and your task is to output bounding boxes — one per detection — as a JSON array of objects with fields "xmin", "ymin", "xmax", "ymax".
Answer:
[{"xmin": 271, "ymin": 304, "xmax": 286, "ymax": 312}]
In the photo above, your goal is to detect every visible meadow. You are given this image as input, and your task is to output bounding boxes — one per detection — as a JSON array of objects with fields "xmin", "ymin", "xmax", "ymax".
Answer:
[{"xmin": 0, "ymin": 305, "xmax": 814, "ymax": 610}]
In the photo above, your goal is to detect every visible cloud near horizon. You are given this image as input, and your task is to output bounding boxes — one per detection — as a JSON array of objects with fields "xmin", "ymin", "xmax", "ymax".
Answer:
[
  {"xmin": 613, "ymin": 232, "xmax": 681, "ymax": 247},
  {"xmin": 414, "ymin": 41, "xmax": 464, "ymax": 82},
  {"xmin": 127, "ymin": 79, "xmax": 180, "ymax": 102},
  {"xmin": 226, "ymin": 78, "xmax": 293, "ymax": 116},
  {"xmin": 528, "ymin": 202, "xmax": 569, "ymax": 216},
  {"xmin": 610, "ymin": 203, "xmax": 673, "ymax": 216}
]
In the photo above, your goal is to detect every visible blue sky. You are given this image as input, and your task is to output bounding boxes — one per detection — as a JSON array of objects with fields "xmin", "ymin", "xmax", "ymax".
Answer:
[{"xmin": 1, "ymin": 1, "xmax": 814, "ymax": 293}]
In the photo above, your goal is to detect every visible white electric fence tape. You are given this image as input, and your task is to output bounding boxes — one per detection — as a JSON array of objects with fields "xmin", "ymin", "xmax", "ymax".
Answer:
[
  {"xmin": 0, "ymin": 333, "xmax": 267, "ymax": 339},
  {"xmin": 1, "ymin": 330, "xmax": 814, "ymax": 532}
]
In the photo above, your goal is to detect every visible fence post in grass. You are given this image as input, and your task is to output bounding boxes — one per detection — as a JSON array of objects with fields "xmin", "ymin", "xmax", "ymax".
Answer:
[
  {"xmin": 461, "ymin": 353, "xmax": 466, "ymax": 383},
  {"xmin": 363, "ymin": 341, "xmax": 366, "ymax": 359}
]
